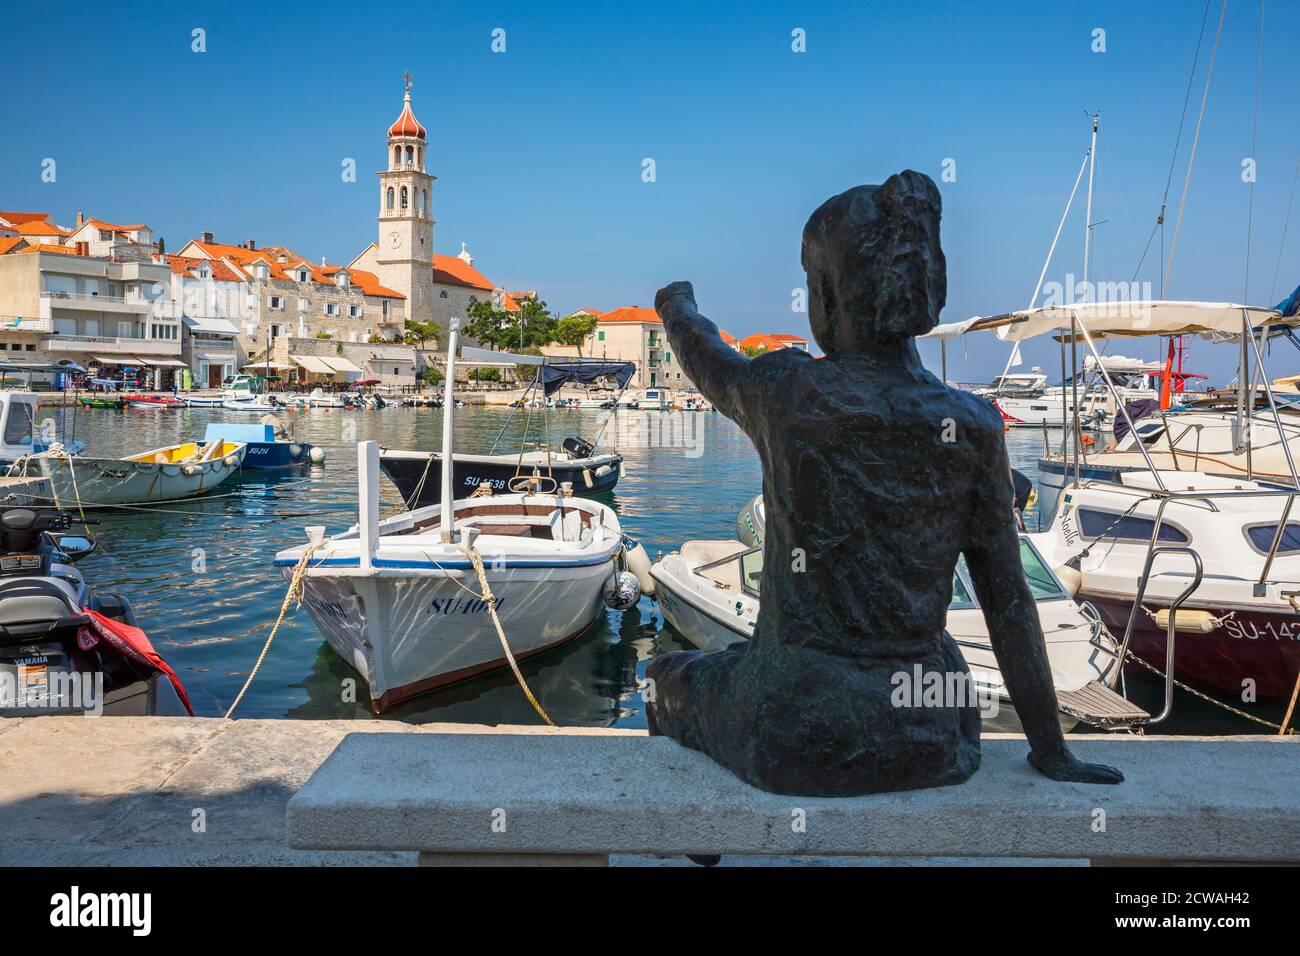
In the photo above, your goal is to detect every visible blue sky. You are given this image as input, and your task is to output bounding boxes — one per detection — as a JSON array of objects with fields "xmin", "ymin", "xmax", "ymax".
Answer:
[{"xmin": 4, "ymin": 0, "xmax": 1297, "ymax": 385}]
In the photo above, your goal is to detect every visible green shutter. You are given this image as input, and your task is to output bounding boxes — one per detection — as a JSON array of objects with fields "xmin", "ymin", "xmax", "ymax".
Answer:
[{"xmin": 597, "ymin": 330, "xmax": 605, "ymax": 341}]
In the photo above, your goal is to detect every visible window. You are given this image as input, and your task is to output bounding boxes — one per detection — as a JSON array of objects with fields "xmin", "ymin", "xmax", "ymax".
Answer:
[
  {"xmin": 386, "ymin": 187, "xmax": 394, "ymax": 211},
  {"xmin": 665, "ymin": 352, "xmax": 671, "ymax": 363},
  {"xmin": 439, "ymin": 291, "xmax": 448, "ymax": 298},
  {"xmin": 597, "ymin": 331, "xmax": 605, "ymax": 341},
  {"xmin": 3, "ymin": 400, "xmax": 34, "ymax": 445},
  {"xmin": 1076, "ymin": 508, "xmax": 1189, "ymax": 545},
  {"xmin": 950, "ymin": 571, "xmax": 973, "ymax": 606},
  {"xmin": 270, "ymin": 324, "xmax": 282, "ymax": 339},
  {"xmin": 1244, "ymin": 523, "xmax": 1300, "ymax": 556},
  {"xmin": 325, "ymin": 303, "xmax": 339, "ymax": 317},
  {"xmin": 84, "ymin": 319, "xmax": 99, "ymax": 337},
  {"xmin": 269, "ymin": 296, "xmax": 283, "ymax": 311},
  {"xmin": 740, "ymin": 549, "xmax": 763, "ymax": 596},
  {"xmin": 382, "ymin": 301, "xmax": 391, "ymax": 317},
  {"xmin": 1018, "ymin": 539, "xmax": 1064, "ymax": 600},
  {"xmin": 400, "ymin": 187, "xmax": 408, "ymax": 209},
  {"xmin": 349, "ymin": 305, "xmax": 361, "ymax": 318},
  {"xmin": 117, "ymin": 321, "xmax": 132, "ymax": 337},
  {"xmin": 297, "ymin": 270, "xmax": 309, "ymax": 283}
]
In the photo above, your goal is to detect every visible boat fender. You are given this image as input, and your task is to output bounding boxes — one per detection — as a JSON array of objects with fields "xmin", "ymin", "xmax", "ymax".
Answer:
[
  {"xmin": 603, "ymin": 570, "xmax": 641, "ymax": 611},
  {"xmin": 1053, "ymin": 563, "xmax": 1082, "ymax": 598},
  {"xmin": 309, "ymin": 446, "xmax": 327, "ymax": 464},
  {"xmin": 623, "ymin": 539, "xmax": 655, "ymax": 596},
  {"xmin": 582, "ymin": 468, "xmax": 593, "ymax": 489},
  {"xmin": 183, "ymin": 464, "xmax": 196, "ymax": 476},
  {"xmin": 289, "ymin": 443, "xmax": 304, "ymax": 458},
  {"xmin": 1150, "ymin": 608, "xmax": 1219, "ymax": 634},
  {"xmin": 619, "ymin": 461, "xmax": 627, "ymax": 479},
  {"xmin": 593, "ymin": 464, "xmax": 612, "ymax": 478},
  {"xmin": 224, "ymin": 455, "xmax": 239, "ymax": 468}
]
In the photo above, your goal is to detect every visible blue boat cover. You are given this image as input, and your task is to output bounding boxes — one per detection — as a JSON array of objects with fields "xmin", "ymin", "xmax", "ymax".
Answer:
[
  {"xmin": 204, "ymin": 422, "xmax": 276, "ymax": 444},
  {"xmin": 534, "ymin": 360, "xmax": 636, "ymax": 397}
]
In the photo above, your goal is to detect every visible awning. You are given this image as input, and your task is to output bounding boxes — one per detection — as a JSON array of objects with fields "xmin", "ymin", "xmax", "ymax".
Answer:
[
  {"xmin": 93, "ymin": 354, "xmax": 141, "ymax": 365},
  {"xmin": 320, "ymin": 356, "xmax": 363, "ymax": 373},
  {"xmin": 535, "ymin": 360, "xmax": 636, "ymax": 397},
  {"xmin": 289, "ymin": 354, "xmax": 335, "ymax": 374},
  {"xmin": 241, "ymin": 362, "xmax": 296, "ymax": 371},
  {"xmin": 182, "ymin": 315, "xmax": 240, "ymax": 336},
  {"xmin": 136, "ymin": 357, "xmax": 187, "ymax": 367}
]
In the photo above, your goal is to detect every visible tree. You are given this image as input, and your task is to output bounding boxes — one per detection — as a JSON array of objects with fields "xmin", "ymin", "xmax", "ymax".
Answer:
[
  {"xmin": 420, "ymin": 365, "xmax": 444, "ymax": 386},
  {"xmin": 741, "ymin": 343, "xmax": 767, "ymax": 358},
  {"xmin": 467, "ymin": 366, "xmax": 501, "ymax": 382},
  {"xmin": 404, "ymin": 319, "xmax": 441, "ymax": 350},
  {"xmin": 553, "ymin": 314, "xmax": 599, "ymax": 357},
  {"xmin": 463, "ymin": 296, "xmax": 558, "ymax": 351}
]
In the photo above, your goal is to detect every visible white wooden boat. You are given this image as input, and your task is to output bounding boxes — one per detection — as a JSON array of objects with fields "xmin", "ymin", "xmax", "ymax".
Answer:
[
  {"xmin": 651, "ymin": 533, "xmax": 1145, "ymax": 733},
  {"xmin": 18, "ymin": 439, "xmax": 247, "ymax": 507},
  {"xmin": 275, "ymin": 321, "xmax": 627, "ymax": 712}
]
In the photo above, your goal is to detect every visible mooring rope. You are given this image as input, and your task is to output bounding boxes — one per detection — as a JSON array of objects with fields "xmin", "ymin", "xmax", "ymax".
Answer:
[{"xmin": 224, "ymin": 542, "xmax": 322, "ymax": 719}]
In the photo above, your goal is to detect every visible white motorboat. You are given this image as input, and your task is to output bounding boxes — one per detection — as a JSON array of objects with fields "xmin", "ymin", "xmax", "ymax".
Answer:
[
  {"xmin": 650, "ymin": 532, "xmax": 1145, "ymax": 732},
  {"xmin": 283, "ymin": 388, "xmax": 346, "ymax": 409},
  {"xmin": 1029, "ymin": 471, "xmax": 1300, "ymax": 706},
  {"xmin": 638, "ymin": 387, "xmax": 670, "ymax": 410},
  {"xmin": 274, "ymin": 321, "xmax": 630, "ymax": 713}
]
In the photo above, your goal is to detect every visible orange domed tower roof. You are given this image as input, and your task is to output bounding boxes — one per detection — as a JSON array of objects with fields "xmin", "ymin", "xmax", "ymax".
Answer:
[{"xmin": 388, "ymin": 88, "xmax": 426, "ymax": 140}]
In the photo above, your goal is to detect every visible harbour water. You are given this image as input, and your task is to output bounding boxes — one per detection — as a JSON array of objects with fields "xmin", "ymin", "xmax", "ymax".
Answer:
[{"xmin": 31, "ymin": 404, "xmax": 1279, "ymax": 734}]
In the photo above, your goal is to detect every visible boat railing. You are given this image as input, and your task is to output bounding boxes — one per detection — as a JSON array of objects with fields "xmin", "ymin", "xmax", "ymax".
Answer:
[{"xmin": 1111, "ymin": 485, "xmax": 1300, "ymax": 719}]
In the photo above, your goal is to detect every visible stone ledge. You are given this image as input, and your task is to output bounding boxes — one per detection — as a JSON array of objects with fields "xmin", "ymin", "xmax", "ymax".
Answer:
[{"xmin": 288, "ymin": 733, "xmax": 1300, "ymax": 863}]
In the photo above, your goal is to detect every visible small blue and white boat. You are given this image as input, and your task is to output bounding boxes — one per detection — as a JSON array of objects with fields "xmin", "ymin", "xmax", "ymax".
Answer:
[{"xmin": 202, "ymin": 421, "xmax": 323, "ymax": 469}]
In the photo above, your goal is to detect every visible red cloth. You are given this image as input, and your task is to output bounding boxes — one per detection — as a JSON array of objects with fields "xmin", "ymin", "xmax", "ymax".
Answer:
[
  {"xmin": 80, "ymin": 608, "xmax": 193, "ymax": 715},
  {"xmin": 1159, "ymin": 338, "xmax": 1175, "ymax": 410}
]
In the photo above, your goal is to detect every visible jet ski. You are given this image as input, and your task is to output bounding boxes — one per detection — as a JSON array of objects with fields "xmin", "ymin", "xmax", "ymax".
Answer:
[{"xmin": 0, "ymin": 508, "xmax": 192, "ymax": 717}]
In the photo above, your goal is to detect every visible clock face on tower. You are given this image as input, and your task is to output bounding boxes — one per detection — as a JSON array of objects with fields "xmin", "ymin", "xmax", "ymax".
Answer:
[{"xmin": 388, "ymin": 231, "xmax": 402, "ymax": 250}]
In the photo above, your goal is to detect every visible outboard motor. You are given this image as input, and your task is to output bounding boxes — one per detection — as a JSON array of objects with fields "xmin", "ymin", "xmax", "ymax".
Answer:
[{"xmin": 561, "ymin": 436, "xmax": 596, "ymax": 460}]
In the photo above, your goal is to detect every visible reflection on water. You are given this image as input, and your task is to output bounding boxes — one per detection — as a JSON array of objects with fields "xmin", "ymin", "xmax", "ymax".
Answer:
[{"xmin": 39, "ymin": 405, "xmax": 1270, "ymax": 733}]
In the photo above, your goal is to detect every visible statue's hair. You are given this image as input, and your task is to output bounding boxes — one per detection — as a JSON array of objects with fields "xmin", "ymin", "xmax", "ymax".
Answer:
[{"xmin": 802, "ymin": 171, "xmax": 947, "ymax": 357}]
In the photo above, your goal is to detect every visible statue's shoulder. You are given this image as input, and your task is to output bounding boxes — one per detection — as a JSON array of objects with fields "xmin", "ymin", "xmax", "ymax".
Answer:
[{"xmin": 941, "ymin": 383, "xmax": 1005, "ymax": 441}]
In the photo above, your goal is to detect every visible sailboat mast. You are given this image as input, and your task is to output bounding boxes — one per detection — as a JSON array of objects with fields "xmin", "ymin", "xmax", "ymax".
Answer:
[
  {"xmin": 440, "ymin": 318, "xmax": 461, "ymax": 543},
  {"xmin": 1073, "ymin": 114, "xmax": 1099, "ymax": 486}
]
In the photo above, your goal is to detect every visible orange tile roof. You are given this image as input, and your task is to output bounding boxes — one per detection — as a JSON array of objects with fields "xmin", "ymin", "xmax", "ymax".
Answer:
[
  {"xmin": 164, "ymin": 254, "xmax": 245, "ymax": 283},
  {"xmin": 567, "ymin": 307, "xmax": 603, "ymax": 318},
  {"xmin": 14, "ymin": 243, "xmax": 80, "ymax": 256},
  {"xmin": 739, "ymin": 333, "xmax": 788, "ymax": 352},
  {"xmin": 719, "ymin": 330, "xmax": 738, "ymax": 345},
  {"xmin": 83, "ymin": 218, "xmax": 149, "ymax": 234},
  {"xmin": 431, "ymin": 253, "xmax": 494, "ymax": 291},
  {"xmin": 599, "ymin": 306, "xmax": 661, "ymax": 325},
  {"xmin": 0, "ymin": 212, "xmax": 51, "ymax": 226},
  {"xmin": 0, "ymin": 237, "xmax": 27, "ymax": 255},
  {"xmin": 320, "ymin": 265, "xmax": 404, "ymax": 299},
  {"xmin": 15, "ymin": 220, "xmax": 68, "ymax": 237},
  {"xmin": 769, "ymin": 333, "xmax": 808, "ymax": 343}
]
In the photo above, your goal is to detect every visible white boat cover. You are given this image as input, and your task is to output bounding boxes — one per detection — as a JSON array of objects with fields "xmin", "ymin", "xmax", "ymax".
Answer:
[{"xmin": 977, "ymin": 301, "xmax": 1279, "ymax": 342}]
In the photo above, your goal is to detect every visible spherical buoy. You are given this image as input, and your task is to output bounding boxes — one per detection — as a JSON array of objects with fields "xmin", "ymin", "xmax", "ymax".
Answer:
[
  {"xmin": 183, "ymin": 464, "xmax": 196, "ymax": 476},
  {"xmin": 603, "ymin": 570, "xmax": 641, "ymax": 611},
  {"xmin": 309, "ymin": 446, "xmax": 327, "ymax": 464}
]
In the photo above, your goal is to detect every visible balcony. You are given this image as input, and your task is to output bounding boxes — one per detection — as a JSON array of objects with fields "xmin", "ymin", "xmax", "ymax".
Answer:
[
  {"xmin": 39, "ymin": 291, "xmax": 175, "ymax": 319},
  {"xmin": 41, "ymin": 334, "xmax": 183, "ymax": 357},
  {"xmin": 1, "ymin": 315, "xmax": 53, "ymax": 333}
]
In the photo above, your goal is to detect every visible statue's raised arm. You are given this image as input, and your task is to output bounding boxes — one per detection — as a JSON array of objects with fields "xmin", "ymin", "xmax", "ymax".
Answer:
[{"xmin": 654, "ymin": 281, "xmax": 752, "ymax": 424}]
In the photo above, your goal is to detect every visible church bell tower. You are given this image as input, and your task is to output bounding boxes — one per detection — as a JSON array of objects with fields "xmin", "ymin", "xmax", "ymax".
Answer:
[{"xmin": 375, "ymin": 74, "xmax": 435, "ymax": 326}]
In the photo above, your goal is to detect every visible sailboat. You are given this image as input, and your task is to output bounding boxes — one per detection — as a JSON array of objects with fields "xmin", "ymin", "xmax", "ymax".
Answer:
[{"xmin": 274, "ymin": 320, "xmax": 630, "ymax": 713}]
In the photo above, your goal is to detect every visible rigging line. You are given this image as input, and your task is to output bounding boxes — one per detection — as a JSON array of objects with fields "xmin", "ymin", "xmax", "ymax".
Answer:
[
  {"xmin": 1133, "ymin": 0, "xmax": 1213, "ymax": 286},
  {"xmin": 1269, "ymin": 158, "xmax": 1300, "ymax": 303},
  {"xmin": 1243, "ymin": 0, "xmax": 1266, "ymax": 305},
  {"xmin": 1163, "ymin": 0, "xmax": 1228, "ymax": 298}
]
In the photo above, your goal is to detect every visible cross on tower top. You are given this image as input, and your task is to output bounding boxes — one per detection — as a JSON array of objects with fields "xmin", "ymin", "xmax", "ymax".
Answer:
[{"xmin": 403, "ymin": 71, "xmax": 413, "ymax": 92}]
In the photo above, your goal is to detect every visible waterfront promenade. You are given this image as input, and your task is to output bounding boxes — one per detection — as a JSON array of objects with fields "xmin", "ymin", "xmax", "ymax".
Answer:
[{"xmin": 2, "ymin": 716, "xmax": 1294, "ymax": 866}]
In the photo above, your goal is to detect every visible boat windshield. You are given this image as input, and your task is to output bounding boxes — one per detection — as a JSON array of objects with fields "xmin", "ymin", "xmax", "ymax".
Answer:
[
  {"xmin": 740, "ymin": 548, "xmax": 763, "ymax": 596},
  {"xmin": 951, "ymin": 537, "xmax": 1065, "ymax": 606}
]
